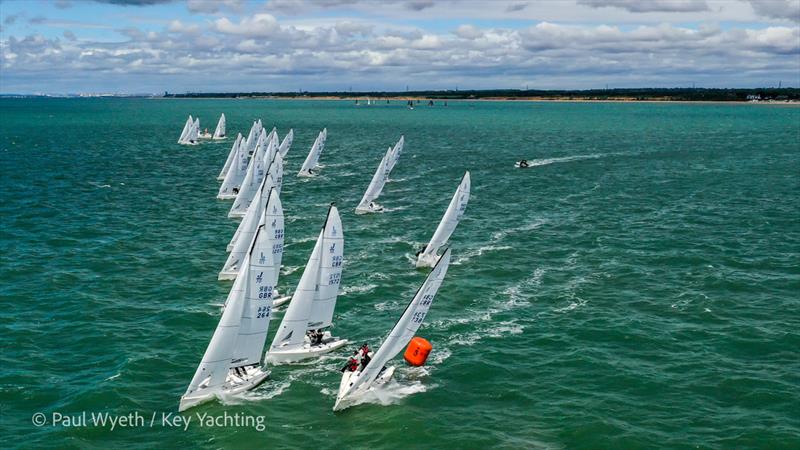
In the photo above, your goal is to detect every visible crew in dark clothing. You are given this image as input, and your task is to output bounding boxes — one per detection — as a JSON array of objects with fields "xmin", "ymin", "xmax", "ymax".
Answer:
[
  {"xmin": 416, "ymin": 245, "xmax": 426, "ymax": 257},
  {"xmin": 519, "ymin": 159, "xmax": 529, "ymax": 168},
  {"xmin": 359, "ymin": 343, "xmax": 371, "ymax": 369}
]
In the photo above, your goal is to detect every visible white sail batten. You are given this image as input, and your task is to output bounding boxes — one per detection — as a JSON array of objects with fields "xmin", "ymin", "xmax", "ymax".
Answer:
[
  {"xmin": 355, "ymin": 149, "xmax": 391, "ymax": 212},
  {"xmin": 230, "ymin": 189, "xmax": 284, "ymax": 366},
  {"xmin": 218, "ymin": 133, "xmax": 242, "ymax": 181},
  {"xmin": 416, "ymin": 172, "xmax": 470, "ymax": 267},
  {"xmin": 335, "ymin": 249, "xmax": 452, "ymax": 408},
  {"xmin": 279, "ymin": 129, "xmax": 294, "ymax": 157},
  {"xmin": 213, "ymin": 113, "xmax": 226, "ymax": 139}
]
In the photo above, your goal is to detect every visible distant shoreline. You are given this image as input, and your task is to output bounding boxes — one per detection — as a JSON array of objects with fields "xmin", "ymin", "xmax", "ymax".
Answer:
[{"xmin": 152, "ymin": 96, "xmax": 799, "ymax": 105}]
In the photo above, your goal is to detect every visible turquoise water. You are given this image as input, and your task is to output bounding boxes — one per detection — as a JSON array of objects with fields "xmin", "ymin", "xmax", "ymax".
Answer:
[{"xmin": 1, "ymin": 98, "xmax": 798, "ymax": 448}]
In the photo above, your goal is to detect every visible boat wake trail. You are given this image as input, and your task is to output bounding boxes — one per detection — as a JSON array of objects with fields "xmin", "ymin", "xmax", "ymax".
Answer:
[
  {"xmin": 526, "ymin": 152, "xmax": 614, "ymax": 167},
  {"xmin": 330, "ymin": 378, "xmax": 432, "ymax": 411}
]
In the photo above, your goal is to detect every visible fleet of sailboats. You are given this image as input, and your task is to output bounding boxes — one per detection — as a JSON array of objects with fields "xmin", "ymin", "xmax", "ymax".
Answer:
[{"xmin": 178, "ymin": 114, "xmax": 470, "ymax": 412}]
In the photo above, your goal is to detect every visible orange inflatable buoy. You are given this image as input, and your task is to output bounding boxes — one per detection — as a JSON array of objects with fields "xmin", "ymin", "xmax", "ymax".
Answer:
[{"xmin": 404, "ymin": 337, "xmax": 433, "ymax": 366}]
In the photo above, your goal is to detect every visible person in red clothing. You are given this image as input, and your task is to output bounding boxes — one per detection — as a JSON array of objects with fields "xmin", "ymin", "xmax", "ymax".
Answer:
[{"xmin": 359, "ymin": 343, "xmax": 371, "ymax": 370}]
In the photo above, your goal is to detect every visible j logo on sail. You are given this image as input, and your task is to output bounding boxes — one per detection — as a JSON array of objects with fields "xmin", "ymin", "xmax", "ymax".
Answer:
[
  {"xmin": 329, "ymin": 243, "xmax": 336, "ymax": 253},
  {"xmin": 256, "ymin": 272, "xmax": 264, "ymax": 283},
  {"xmin": 259, "ymin": 253, "xmax": 266, "ymax": 264}
]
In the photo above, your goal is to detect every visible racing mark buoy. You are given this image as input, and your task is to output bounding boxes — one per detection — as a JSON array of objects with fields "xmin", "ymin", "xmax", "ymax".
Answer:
[{"xmin": 404, "ymin": 336, "xmax": 432, "ymax": 366}]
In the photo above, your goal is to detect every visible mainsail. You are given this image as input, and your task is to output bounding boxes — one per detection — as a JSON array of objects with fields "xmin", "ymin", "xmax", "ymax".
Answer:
[
  {"xmin": 355, "ymin": 148, "xmax": 391, "ymax": 213},
  {"xmin": 416, "ymin": 172, "xmax": 470, "ymax": 267},
  {"xmin": 213, "ymin": 113, "xmax": 226, "ymax": 139},
  {"xmin": 226, "ymin": 153, "xmax": 283, "ymax": 254},
  {"xmin": 279, "ymin": 129, "xmax": 294, "ymax": 158},
  {"xmin": 270, "ymin": 205, "xmax": 343, "ymax": 353},
  {"xmin": 217, "ymin": 135, "xmax": 248, "ymax": 199},
  {"xmin": 334, "ymin": 249, "xmax": 451, "ymax": 410},
  {"xmin": 298, "ymin": 129, "xmax": 327, "ymax": 176},
  {"xmin": 178, "ymin": 115, "xmax": 193, "ymax": 143},
  {"xmin": 386, "ymin": 135, "xmax": 404, "ymax": 174},
  {"xmin": 229, "ymin": 130, "xmax": 276, "ymax": 218},
  {"xmin": 180, "ymin": 197, "xmax": 283, "ymax": 411},
  {"xmin": 218, "ymin": 133, "xmax": 242, "ymax": 181}
]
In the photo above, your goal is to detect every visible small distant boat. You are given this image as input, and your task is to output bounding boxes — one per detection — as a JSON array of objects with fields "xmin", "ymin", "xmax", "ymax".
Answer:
[
  {"xmin": 230, "ymin": 131, "xmax": 280, "ymax": 218},
  {"xmin": 297, "ymin": 128, "xmax": 327, "ymax": 177},
  {"xmin": 514, "ymin": 160, "xmax": 530, "ymax": 168},
  {"xmin": 179, "ymin": 188, "xmax": 284, "ymax": 412},
  {"xmin": 268, "ymin": 204, "xmax": 347, "ymax": 364},
  {"xmin": 178, "ymin": 116, "xmax": 200, "ymax": 145},
  {"xmin": 333, "ymin": 248, "xmax": 452, "ymax": 411},
  {"xmin": 278, "ymin": 129, "xmax": 294, "ymax": 158},
  {"xmin": 177, "ymin": 115, "xmax": 193, "ymax": 143},
  {"xmin": 212, "ymin": 113, "xmax": 226, "ymax": 140},
  {"xmin": 217, "ymin": 134, "xmax": 249, "ymax": 199},
  {"xmin": 355, "ymin": 148, "xmax": 391, "ymax": 214},
  {"xmin": 218, "ymin": 133, "xmax": 242, "ymax": 181},
  {"xmin": 416, "ymin": 172, "xmax": 470, "ymax": 268}
]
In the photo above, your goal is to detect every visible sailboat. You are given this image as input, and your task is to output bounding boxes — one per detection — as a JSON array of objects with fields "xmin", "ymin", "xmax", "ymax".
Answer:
[
  {"xmin": 278, "ymin": 129, "xmax": 294, "ymax": 158},
  {"xmin": 217, "ymin": 135, "xmax": 249, "ymax": 199},
  {"xmin": 355, "ymin": 148, "xmax": 391, "ymax": 214},
  {"xmin": 416, "ymin": 172, "xmax": 470, "ymax": 268},
  {"xmin": 218, "ymin": 133, "xmax": 242, "ymax": 181},
  {"xmin": 268, "ymin": 204, "xmax": 347, "ymax": 364},
  {"xmin": 229, "ymin": 129, "xmax": 277, "ymax": 218},
  {"xmin": 333, "ymin": 248, "xmax": 452, "ymax": 411},
  {"xmin": 221, "ymin": 156, "xmax": 283, "ymax": 279},
  {"xmin": 179, "ymin": 117, "xmax": 200, "ymax": 146},
  {"xmin": 386, "ymin": 136, "xmax": 404, "ymax": 175},
  {"xmin": 297, "ymin": 128, "xmax": 327, "ymax": 177},
  {"xmin": 179, "ymin": 188, "xmax": 284, "ymax": 412},
  {"xmin": 212, "ymin": 113, "xmax": 226, "ymax": 140},
  {"xmin": 178, "ymin": 115, "xmax": 193, "ymax": 144}
]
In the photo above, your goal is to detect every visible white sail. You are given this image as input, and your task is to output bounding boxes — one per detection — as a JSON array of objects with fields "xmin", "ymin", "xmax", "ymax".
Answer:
[
  {"xmin": 279, "ymin": 129, "xmax": 294, "ymax": 158},
  {"xmin": 230, "ymin": 188, "xmax": 283, "ymax": 366},
  {"xmin": 386, "ymin": 135, "xmax": 404, "ymax": 174},
  {"xmin": 334, "ymin": 249, "xmax": 451, "ymax": 410},
  {"xmin": 416, "ymin": 172, "xmax": 470, "ymax": 268},
  {"xmin": 297, "ymin": 129, "xmax": 326, "ymax": 176},
  {"xmin": 226, "ymin": 153, "xmax": 283, "ymax": 254},
  {"xmin": 229, "ymin": 131, "xmax": 274, "ymax": 218},
  {"xmin": 218, "ymin": 133, "xmax": 242, "ymax": 181},
  {"xmin": 213, "ymin": 113, "xmax": 226, "ymax": 139},
  {"xmin": 217, "ymin": 136, "xmax": 248, "ymax": 199},
  {"xmin": 355, "ymin": 149, "xmax": 391, "ymax": 213},
  {"xmin": 178, "ymin": 115, "xmax": 193, "ymax": 143},
  {"xmin": 221, "ymin": 171, "xmax": 278, "ymax": 278},
  {"xmin": 270, "ymin": 205, "xmax": 343, "ymax": 353}
]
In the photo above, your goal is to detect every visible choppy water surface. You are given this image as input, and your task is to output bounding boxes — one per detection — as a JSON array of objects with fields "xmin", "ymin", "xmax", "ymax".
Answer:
[{"xmin": 1, "ymin": 99, "xmax": 798, "ymax": 448}]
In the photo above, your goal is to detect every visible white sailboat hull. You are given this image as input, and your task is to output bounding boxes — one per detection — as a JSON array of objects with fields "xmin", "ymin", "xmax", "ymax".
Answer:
[
  {"xmin": 333, "ymin": 365, "xmax": 395, "ymax": 411},
  {"xmin": 178, "ymin": 366, "xmax": 270, "ymax": 412},
  {"xmin": 217, "ymin": 192, "xmax": 238, "ymax": 200},
  {"xmin": 272, "ymin": 295, "xmax": 291, "ymax": 308},
  {"xmin": 415, "ymin": 252, "xmax": 439, "ymax": 268},
  {"xmin": 297, "ymin": 169, "xmax": 316, "ymax": 178},
  {"xmin": 218, "ymin": 269, "xmax": 238, "ymax": 281},
  {"xmin": 267, "ymin": 338, "xmax": 348, "ymax": 364},
  {"xmin": 228, "ymin": 209, "xmax": 247, "ymax": 219},
  {"xmin": 355, "ymin": 203, "xmax": 384, "ymax": 215},
  {"xmin": 213, "ymin": 136, "xmax": 227, "ymax": 140}
]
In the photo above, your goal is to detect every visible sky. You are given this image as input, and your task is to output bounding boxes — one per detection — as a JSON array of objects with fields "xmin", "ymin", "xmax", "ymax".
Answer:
[{"xmin": 0, "ymin": 0, "xmax": 798, "ymax": 94}]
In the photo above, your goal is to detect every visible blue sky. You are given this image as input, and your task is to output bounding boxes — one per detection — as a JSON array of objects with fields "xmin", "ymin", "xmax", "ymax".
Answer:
[{"xmin": 1, "ymin": 0, "xmax": 798, "ymax": 94}]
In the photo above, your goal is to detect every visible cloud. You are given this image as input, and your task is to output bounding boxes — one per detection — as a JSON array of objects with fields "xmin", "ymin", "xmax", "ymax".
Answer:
[
  {"xmin": 92, "ymin": 0, "xmax": 176, "ymax": 5},
  {"xmin": 2, "ymin": 5, "xmax": 799, "ymax": 93},
  {"xmin": 748, "ymin": 0, "xmax": 800, "ymax": 22},
  {"xmin": 406, "ymin": 0, "xmax": 434, "ymax": 11},
  {"xmin": 63, "ymin": 30, "xmax": 77, "ymax": 40},
  {"xmin": 29, "ymin": 16, "xmax": 48, "ymax": 25},
  {"xmin": 186, "ymin": 0, "xmax": 245, "ymax": 13},
  {"xmin": 577, "ymin": 0, "xmax": 709, "ymax": 13},
  {"xmin": 4, "ymin": 14, "xmax": 21, "ymax": 25},
  {"xmin": 506, "ymin": 2, "xmax": 528, "ymax": 12}
]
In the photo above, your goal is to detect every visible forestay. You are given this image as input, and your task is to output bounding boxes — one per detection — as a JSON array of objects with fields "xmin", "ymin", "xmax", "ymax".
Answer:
[
  {"xmin": 335, "ymin": 249, "xmax": 451, "ymax": 408},
  {"xmin": 416, "ymin": 172, "xmax": 470, "ymax": 267}
]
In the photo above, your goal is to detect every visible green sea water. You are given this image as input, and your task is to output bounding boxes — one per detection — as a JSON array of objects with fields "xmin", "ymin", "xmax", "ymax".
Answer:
[{"xmin": 1, "ymin": 98, "xmax": 798, "ymax": 449}]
